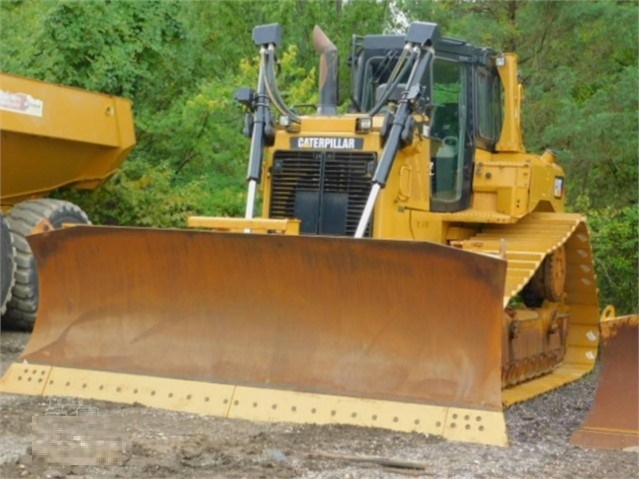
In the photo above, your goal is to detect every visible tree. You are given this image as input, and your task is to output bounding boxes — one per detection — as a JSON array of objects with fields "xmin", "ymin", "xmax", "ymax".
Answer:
[{"xmin": 581, "ymin": 201, "xmax": 638, "ymax": 315}]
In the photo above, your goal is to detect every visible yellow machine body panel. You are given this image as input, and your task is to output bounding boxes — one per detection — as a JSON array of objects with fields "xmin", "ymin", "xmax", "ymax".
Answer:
[
  {"xmin": 262, "ymin": 122, "xmax": 566, "ymax": 245},
  {"xmin": 0, "ymin": 72, "xmax": 136, "ymax": 207}
]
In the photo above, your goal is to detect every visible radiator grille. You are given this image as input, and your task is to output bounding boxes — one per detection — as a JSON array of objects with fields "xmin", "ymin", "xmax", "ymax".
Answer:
[{"xmin": 269, "ymin": 151, "xmax": 376, "ymax": 236}]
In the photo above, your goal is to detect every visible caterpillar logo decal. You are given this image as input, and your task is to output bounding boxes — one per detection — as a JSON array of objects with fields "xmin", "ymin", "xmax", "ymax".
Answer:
[{"xmin": 291, "ymin": 137, "xmax": 364, "ymax": 150}]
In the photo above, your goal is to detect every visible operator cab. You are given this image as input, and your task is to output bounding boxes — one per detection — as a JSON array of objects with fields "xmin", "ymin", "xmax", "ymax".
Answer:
[{"xmin": 349, "ymin": 34, "xmax": 503, "ymax": 213}]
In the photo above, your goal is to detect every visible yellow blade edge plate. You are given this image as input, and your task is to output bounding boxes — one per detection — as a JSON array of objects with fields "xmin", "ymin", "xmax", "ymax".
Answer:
[{"xmin": 0, "ymin": 363, "xmax": 508, "ymax": 447}]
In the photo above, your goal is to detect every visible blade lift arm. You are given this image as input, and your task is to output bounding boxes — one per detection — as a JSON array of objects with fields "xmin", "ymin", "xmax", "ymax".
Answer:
[
  {"xmin": 239, "ymin": 24, "xmax": 282, "ymax": 220},
  {"xmin": 354, "ymin": 22, "xmax": 440, "ymax": 238}
]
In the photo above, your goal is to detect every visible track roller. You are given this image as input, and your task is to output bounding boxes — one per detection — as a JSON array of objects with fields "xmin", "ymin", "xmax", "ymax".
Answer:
[{"xmin": 522, "ymin": 245, "xmax": 566, "ymax": 308}]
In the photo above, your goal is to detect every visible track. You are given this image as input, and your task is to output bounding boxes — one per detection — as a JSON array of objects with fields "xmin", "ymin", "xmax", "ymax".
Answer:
[{"xmin": 458, "ymin": 212, "xmax": 600, "ymax": 405}]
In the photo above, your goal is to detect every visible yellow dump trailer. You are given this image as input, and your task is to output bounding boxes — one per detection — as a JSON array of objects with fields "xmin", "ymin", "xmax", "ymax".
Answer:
[{"xmin": 0, "ymin": 72, "xmax": 135, "ymax": 328}]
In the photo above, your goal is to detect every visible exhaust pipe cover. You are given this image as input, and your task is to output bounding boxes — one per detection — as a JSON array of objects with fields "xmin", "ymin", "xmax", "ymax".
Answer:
[{"xmin": 313, "ymin": 25, "xmax": 339, "ymax": 115}]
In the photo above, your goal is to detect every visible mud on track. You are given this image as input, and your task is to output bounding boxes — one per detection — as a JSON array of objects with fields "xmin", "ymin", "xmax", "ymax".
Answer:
[{"xmin": 1, "ymin": 330, "xmax": 637, "ymax": 479}]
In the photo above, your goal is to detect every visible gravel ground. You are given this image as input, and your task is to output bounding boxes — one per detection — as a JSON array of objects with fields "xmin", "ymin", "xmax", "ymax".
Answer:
[{"xmin": 1, "ymin": 330, "xmax": 637, "ymax": 479}]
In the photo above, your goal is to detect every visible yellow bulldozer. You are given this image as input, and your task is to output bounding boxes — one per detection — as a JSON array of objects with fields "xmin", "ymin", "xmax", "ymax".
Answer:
[{"xmin": 1, "ymin": 22, "xmax": 634, "ymax": 448}]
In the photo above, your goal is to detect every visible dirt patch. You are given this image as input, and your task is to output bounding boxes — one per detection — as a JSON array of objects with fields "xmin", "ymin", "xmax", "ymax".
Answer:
[{"xmin": 1, "ymin": 330, "xmax": 637, "ymax": 478}]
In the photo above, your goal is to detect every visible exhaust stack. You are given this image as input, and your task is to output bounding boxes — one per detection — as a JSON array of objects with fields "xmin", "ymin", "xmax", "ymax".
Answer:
[{"xmin": 313, "ymin": 26, "xmax": 338, "ymax": 115}]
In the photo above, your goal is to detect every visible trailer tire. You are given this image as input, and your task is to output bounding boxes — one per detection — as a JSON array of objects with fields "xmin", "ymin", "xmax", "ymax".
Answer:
[
  {"xmin": 3, "ymin": 199, "xmax": 90, "ymax": 331},
  {"xmin": 0, "ymin": 212, "xmax": 17, "ymax": 316}
]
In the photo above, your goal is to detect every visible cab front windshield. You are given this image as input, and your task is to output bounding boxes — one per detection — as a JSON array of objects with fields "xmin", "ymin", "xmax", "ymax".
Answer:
[
  {"xmin": 359, "ymin": 54, "xmax": 417, "ymax": 112},
  {"xmin": 360, "ymin": 54, "xmax": 466, "ymax": 204}
]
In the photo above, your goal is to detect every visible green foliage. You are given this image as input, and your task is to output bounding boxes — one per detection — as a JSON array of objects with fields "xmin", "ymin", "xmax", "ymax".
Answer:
[
  {"xmin": 518, "ymin": 2, "xmax": 638, "ymax": 210},
  {"xmin": 574, "ymin": 197, "xmax": 638, "ymax": 314},
  {"xmin": 55, "ymin": 161, "xmax": 203, "ymax": 228},
  {"xmin": 542, "ymin": 65, "xmax": 638, "ymax": 208},
  {"xmin": 2, "ymin": 0, "xmax": 193, "ymax": 101},
  {"xmin": 138, "ymin": 43, "xmax": 319, "ymax": 218}
]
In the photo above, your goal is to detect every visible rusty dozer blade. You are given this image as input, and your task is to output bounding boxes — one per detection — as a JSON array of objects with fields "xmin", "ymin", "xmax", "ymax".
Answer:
[
  {"xmin": 571, "ymin": 309, "xmax": 639, "ymax": 450},
  {"xmin": 0, "ymin": 225, "xmax": 508, "ymax": 445}
]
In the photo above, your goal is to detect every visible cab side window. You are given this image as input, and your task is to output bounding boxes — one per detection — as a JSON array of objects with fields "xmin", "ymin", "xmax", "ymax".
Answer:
[{"xmin": 477, "ymin": 67, "xmax": 502, "ymax": 144}]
